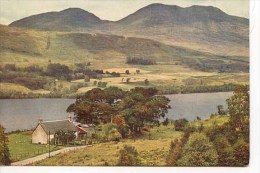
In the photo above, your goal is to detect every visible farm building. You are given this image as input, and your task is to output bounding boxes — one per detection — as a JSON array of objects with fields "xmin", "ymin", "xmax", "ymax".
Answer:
[
  {"xmin": 73, "ymin": 122, "xmax": 96, "ymax": 139},
  {"xmin": 32, "ymin": 118, "xmax": 77, "ymax": 144},
  {"xmin": 32, "ymin": 117, "xmax": 96, "ymax": 144}
]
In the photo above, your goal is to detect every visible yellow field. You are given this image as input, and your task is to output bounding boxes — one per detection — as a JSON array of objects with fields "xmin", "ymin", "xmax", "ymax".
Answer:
[{"xmin": 0, "ymin": 83, "xmax": 50, "ymax": 94}]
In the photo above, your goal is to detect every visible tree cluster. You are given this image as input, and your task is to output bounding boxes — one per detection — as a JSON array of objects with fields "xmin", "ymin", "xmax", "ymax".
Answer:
[
  {"xmin": 126, "ymin": 57, "xmax": 156, "ymax": 65},
  {"xmin": 67, "ymin": 87, "xmax": 171, "ymax": 136}
]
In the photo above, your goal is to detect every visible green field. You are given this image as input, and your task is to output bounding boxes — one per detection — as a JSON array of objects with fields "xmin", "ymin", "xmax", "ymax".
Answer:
[{"xmin": 7, "ymin": 131, "xmax": 62, "ymax": 162}]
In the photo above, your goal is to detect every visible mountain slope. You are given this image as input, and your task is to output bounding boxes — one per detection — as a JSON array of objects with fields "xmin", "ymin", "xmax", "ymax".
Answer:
[
  {"xmin": 104, "ymin": 4, "xmax": 249, "ymax": 56},
  {"xmin": 9, "ymin": 8, "xmax": 106, "ymax": 31},
  {"xmin": 9, "ymin": 4, "xmax": 249, "ymax": 56},
  {"xmin": 0, "ymin": 25, "xmax": 248, "ymax": 73}
]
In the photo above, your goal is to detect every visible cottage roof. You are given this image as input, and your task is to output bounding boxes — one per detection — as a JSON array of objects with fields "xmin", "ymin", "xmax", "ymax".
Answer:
[{"xmin": 40, "ymin": 120, "xmax": 77, "ymax": 134}]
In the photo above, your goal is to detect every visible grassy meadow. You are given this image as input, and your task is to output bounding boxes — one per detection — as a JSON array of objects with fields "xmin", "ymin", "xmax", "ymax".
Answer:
[{"xmin": 7, "ymin": 131, "xmax": 62, "ymax": 162}]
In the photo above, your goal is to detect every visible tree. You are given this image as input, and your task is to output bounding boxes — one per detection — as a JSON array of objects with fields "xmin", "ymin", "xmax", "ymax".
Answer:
[
  {"xmin": 226, "ymin": 85, "xmax": 249, "ymax": 142},
  {"xmin": 54, "ymin": 130, "xmax": 76, "ymax": 145},
  {"xmin": 118, "ymin": 145, "xmax": 141, "ymax": 166},
  {"xmin": 112, "ymin": 115, "xmax": 129, "ymax": 138},
  {"xmin": 174, "ymin": 119, "xmax": 189, "ymax": 131},
  {"xmin": 46, "ymin": 63, "xmax": 72, "ymax": 81},
  {"xmin": 126, "ymin": 78, "xmax": 131, "ymax": 83},
  {"xmin": 144, "ymin": 79, "xmax": 149, "ymax": 85},
  {"xmin": 125, "ymin": 70, "xmax": 130, "ymax": 75},
  {"xmin": 120, "ymin": 88, "xmax": 170, "ymax": 133},
  {"xmin": 177, "ymin": 133, "xmax": 218, "ymax": 166},
  {"xmin": 67, "ymin": 87, "xmax": 123, "ymax": 125},
  {"xmin": 0, "ymin": 124, "xmax": 11, "ymax": 165},
  {"xmin": 227, "ymin": 85, "xmax": 249, "ymax": 126},
  {"xmin": 162, "ymin": 118, "xmax": 169, "ymax": 126},
  {"xmin": 217, "ymin": 105, "xmax": 225, "ymax": 115}
]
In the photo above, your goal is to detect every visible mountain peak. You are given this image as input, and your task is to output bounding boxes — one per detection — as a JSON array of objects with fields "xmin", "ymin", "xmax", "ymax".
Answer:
[{"xmin": 61, "ymin": 8, "xmax": 88, "ymax": 13}]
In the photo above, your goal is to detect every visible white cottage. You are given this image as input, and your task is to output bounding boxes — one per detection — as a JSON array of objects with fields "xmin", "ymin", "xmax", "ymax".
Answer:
[{"xmin": 32, "ymin": 118, "xmax": 77, "ymax": 144}]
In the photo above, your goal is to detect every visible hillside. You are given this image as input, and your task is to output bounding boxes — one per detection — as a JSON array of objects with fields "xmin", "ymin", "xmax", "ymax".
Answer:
[
  {"xmin": 0, "ymin": 25, "xmax": 248, "ymax": 71},
  {"xmin": 9, "ymin": 4, "xmax": 249, "ymax": 56},
  {"xmin": 9, "ymin": 8, "xmax": 105, "ymax": 32},
  {"xmin": 0, "ymin": 25, "xmax": 249, "ymax": 98},
  {"xmin": 106, "ymin": 4, "xmax": 249, "ymax": 56}
]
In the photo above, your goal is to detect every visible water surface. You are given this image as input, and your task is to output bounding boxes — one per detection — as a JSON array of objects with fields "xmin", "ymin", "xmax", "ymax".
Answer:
[{"xmin": 0, "ymin": 92, "xmax": 233, "ymax": 132}]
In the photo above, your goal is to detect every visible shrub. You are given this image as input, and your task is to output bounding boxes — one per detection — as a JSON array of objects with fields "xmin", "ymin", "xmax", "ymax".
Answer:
[
  {"xmin": 162, "ymin": 118, "xmax": 169, "ymax": 126},
  {"xmin": 4, "ymin": 64, "xmax": 16, "ymax": 71},
  {"xmin": 177, "ymin": 133, "xmax": 218, "ymax": 166},
  {"xmin": 118, "ymin": 145, "xmax": 141, "ymax": 166},
  {"xmin": 213, "ymin": 135, "xmax": 236, "ymax": 166},
  {"xmin": 174, "ymin": 118, "xmax": 189, "ymax": 131},
  {"xmin": 233, "ymin": 138, "xmax": 249, "ymax": 166},
  {"xmin": 108, "ymin": 128, "xmax": 122, "ymax": 142},
  {"xmin": 166, "ymin": 139, "xmax": 183, "ymax": 166}
]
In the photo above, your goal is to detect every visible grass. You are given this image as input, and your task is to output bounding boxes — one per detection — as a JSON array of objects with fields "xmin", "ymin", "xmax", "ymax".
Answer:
[
  {"xmin": 19, "ymin": 116, "xmax": 228, "ymax": 166},
  {"xmin": 33, "ymin": 139, "xmax": 175, "ymax": 166},
  {"xmin": 33, "ymin": 124, "xmax": 183, "ymax": 166},
  {"xmin": 7, "ymin": 131, "xmax": 62, "ymax": 162},
  {"xmin": 191, "ymin": 115, "xmax": 230, "ymax": 128},
  {"xmin": 0, "ymin": 83, "xmax": 31, "ymax": 94}
]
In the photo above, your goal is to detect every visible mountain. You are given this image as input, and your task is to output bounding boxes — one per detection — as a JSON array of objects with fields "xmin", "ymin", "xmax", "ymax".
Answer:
[
  {"xmin": 9, "ymin": 8, "xmax": 106, "ymax": 31},
  {"xmin": 105, "ymin": 4, "xmax": 249, "ymax": 56},
  {"xmin": 9, "ymin": 4, "xmax": 249, "ymax": 56}
]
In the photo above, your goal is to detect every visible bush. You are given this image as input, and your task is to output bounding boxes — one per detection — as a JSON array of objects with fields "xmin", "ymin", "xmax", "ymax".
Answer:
[
  {"xmin": 162, "ymin": 118, "xmax": 169, "ymax": 126},
  {"xmin": 177, "ymin": 133, "xmax": 218, "ymax": 166},
  {"xmin": 213, "ymin": 135, "xmax": 236, "ymax": 166},
  {"xmin": 118, "ymin": 145, "xmax": 141, "ymax": 166},
  {"xmin": 0, "ymin": 124, "xmax": 11, "ymax": 165},
  {"xmin": 108, "ymin": 128, "xmax": 122, "ymax": 142},
  {"xmin": 4, "ymin": 64, "xmax": 16, "ymax": 71},
  {"xmin": 174, "ymin": 118, "xmax": 189, "ymax": 131},
  {"xmin": 233, "ymin": 138, "xmax": 249, "ymax": 166},
  {"xmin": 166, "ymin": 139, "xmax": 183, "ymax": 166}
]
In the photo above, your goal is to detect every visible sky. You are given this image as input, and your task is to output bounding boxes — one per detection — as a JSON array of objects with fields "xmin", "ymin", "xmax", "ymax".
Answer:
[{"xmin": 0, "ymin": 0, "xmax": 249, "ymax": 25}]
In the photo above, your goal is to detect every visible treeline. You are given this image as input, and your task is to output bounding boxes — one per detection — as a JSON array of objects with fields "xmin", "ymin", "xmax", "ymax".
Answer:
[
  {"xmin": 0, "ymin": 63, "xmax": 105, "ymax": 91},
  {"xmin": 158, "ymin": 83, "xmax": 238, "ymax": 94},
  {"xmin": 181, "ymin": 58, "xmax": 249, "ymax": 73},
  {"xmin": 126, "ymin": 57, "xmax": 156, "ymax": 65}
]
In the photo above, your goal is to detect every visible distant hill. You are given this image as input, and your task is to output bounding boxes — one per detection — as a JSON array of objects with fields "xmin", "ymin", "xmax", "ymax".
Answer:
[
  {"xmin": 9, "ymin": 4, "xmax": 249, "ymax": 56},
  {"xmin": 106, "ymin": 4, "xmax": 249, "ymax": 56},
  {"xmin": 9, "ymin": 8, "xmax": 106, "ymax": 31}
]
